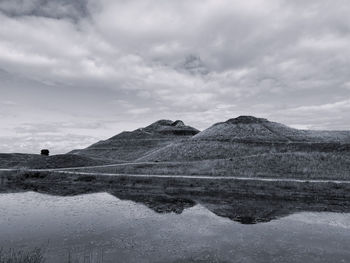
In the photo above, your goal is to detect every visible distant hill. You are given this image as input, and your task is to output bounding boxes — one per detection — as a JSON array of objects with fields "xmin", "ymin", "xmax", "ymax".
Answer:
[
  {"xmin": 137, "ymin": 116, "xmax": 350, "ymax": 162},
  {"xmin": 69, "ymin": 120, "xmax": 199, "ymax": 161},
  {"xmin": 3, "ymin": 116, "xmax": 350, "ymax": 179},
  {"xmin": 194, "ymin": 116, "xmax": 350, "ymax": 143},
  {"xmin": 0, "ymin": 153, "xmax": 108, "ymax": 169}
]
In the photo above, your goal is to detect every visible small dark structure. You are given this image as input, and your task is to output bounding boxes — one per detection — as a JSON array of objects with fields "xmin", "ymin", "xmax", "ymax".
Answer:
[{"xmin": 41, "ymin": 149, "xmax": 50, "ymax": 156}]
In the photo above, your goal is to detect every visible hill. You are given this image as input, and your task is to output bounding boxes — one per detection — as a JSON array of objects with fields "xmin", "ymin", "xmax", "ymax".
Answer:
[
  {"xmin": 69, "ymin": 120, "xmax": 199, "ymax": 161},
  {"xmin": 194, "ymin": 116, "xmax": 350, "ymax": 143},
  {"xmin": 137, "ymin": 116, "xmax": 350, "ymax": 162},
  {"xmin": 0, "ymin": 153, "xmax": 108, "ymax": 169},
  {"xmin": 3, "ymin": 116, "xmax": 350, "ymax": 180}
]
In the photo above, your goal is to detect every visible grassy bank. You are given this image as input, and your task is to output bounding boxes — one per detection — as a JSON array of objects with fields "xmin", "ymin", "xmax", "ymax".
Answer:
[{"xmin": 3, "ymin": 170, "xmax": 350, "ymax": 202}]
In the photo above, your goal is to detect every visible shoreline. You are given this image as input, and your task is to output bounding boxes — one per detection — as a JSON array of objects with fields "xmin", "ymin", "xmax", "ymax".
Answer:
[
  {"xmin": 2, "ymin": 170, "xmax": 350, "ymax": 224},
  {"xmin": 2, "ymin": 167, "xmax": 350, "ymax": 184},
  {"xmin": 2, "ymin": 170, "xmax": 350, "ymax": 202}
]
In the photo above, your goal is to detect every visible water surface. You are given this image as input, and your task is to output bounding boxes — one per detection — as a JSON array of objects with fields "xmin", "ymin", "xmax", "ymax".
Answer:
[{"xmin": 0, "ymin": 192, "xmax": 349, "ymax": 263}]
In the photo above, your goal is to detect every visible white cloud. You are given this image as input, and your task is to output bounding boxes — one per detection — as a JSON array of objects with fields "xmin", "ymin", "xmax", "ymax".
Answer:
[
  {"xmin": 1, "ymin": 0, "xmax": 350, "ymax": 152},
  {"xmin": 1, "ymin": 100, "xmax": 16, "ymax": 106}
]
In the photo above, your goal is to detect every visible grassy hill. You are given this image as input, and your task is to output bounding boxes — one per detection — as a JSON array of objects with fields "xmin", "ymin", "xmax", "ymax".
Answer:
[
  {"xmin": 137, "ymin": 116, "xmax": 350, "ymax": 162},
  {"xmin": 69, "ymin": 120, "xmax": 199, "ymax": 161},
  {"xmin": 73, "ymin": 116, "xmax": 348, "ymax": 180},
  {"xmin": 194, "ymin": 116, "xmax": 350, "ymax": 142},
  {"xmin": 0, "ymin": 153, "xmax": 108, "ymax": 169},
  {"xmin": 3, "ymin": 116, "xmax": 350, "ymax": 179}
]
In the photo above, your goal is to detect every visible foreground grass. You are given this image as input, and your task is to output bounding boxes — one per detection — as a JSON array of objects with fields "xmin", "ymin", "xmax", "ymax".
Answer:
[
  {"xmin": 0, "ymin": 247, "xmax": 105, "ymax": 263},
  {"xmin": 0, "ymin": 248, "xmax": 44, "ymax": 263}
]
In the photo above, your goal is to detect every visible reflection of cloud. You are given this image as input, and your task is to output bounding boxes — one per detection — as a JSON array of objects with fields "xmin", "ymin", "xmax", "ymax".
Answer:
[{"xmin": 288, "ymin": 212, "xmax": 350, "ymax": 230}]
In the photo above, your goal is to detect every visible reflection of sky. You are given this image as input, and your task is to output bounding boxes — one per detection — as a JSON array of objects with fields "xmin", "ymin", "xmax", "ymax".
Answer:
[
  {"xmin": 0, "ymin": 192, "xmax": 350, "ymax": 263},
  {"xmin": 286, "ymin": 212, "xmax": 350, "ymax": 229},
  {"xmin": 1, "ymin": 1, "xmax": 350, "ymax": 154}
]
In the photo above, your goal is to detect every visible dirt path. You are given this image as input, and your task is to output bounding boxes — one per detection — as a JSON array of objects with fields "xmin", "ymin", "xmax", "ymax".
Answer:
[{"xmin": 2, "ymin": 167, "xmax": 350, "ymax": 184}]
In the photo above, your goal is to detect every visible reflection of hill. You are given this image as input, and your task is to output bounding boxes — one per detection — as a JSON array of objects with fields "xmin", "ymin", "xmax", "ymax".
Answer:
[
  {"xmin": 111, "ymin": 192, "xmax": 295, "ymax": 224},
  {"xmin": 3, "ymin": 182, "xmax": 350, "ymax": 225},
  {"xmin": 198, "ymin": 198, "xmax": 350, "ymax": 224},
  {"xmin": 113, "ymin": 192, "xmax": 196, "ymax": 214}
]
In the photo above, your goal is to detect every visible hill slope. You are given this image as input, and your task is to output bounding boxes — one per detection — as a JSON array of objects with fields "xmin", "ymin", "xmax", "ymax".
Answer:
[
  {"xmin": 137, "ymin": 116, "xmax": 350, "ymax": 162},
  {"xmin": 194, "ymin": 116, "xmax": 350, "ymax": 143},
  {"xmin": 0, "ymin": 153, "xmax": 108, "ymax": 169},
  {"xmin": 70, "ymin": 120, "xmax": 199, "ymax": 161}
]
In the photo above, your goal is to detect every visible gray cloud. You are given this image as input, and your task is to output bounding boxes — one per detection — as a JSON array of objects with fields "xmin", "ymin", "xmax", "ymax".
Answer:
[
  {"xmin": 0, "ymin": 0, "xmax": 89, "ymax": 21},
  {"xmin": 0, "ymin": 0, "xmax": 350, "ymax": 153}
]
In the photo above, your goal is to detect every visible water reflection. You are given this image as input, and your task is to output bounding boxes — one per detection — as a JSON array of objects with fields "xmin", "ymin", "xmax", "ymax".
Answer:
[
  {"xmin": 1, "ymin": 185, "xmax": 350, "ymax": 225},
  {"xmin": 115, "ymin": 192, "xmax": 350, "ymax": 224},
  {"xmin": 115, "ymin": 194, "xmax": 196, "ymax": 214},
  {"xmin": 1, "ymin": 191, "xmax": 350, "ymax": 263}
]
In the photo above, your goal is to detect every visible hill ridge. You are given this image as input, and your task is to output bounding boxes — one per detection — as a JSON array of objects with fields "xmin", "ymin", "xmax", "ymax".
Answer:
[
  {"xmin": 69, "ymin": 119, "xmax": 199, "ymax": 161},
  {"xmin": 137, "ymin": 116, "xmax": 350, "ymax": 162}
]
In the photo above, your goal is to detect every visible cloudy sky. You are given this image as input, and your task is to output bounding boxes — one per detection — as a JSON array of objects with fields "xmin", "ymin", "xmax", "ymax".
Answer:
[{"xmin": 1, "ymin": 0, "xmax": 350, "ymax": 154}]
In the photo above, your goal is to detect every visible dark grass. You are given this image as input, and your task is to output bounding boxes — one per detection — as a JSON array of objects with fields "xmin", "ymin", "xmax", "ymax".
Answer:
[
  {"xmin": 0, "ymin": 247, "xmax": 104, "ymax": 263},
  {"xmin": 0, "ymin": 248, "xmax": 44, "ymax": 263}
]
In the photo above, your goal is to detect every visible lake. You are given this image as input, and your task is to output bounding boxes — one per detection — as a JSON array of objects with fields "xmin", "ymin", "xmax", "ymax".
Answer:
[{"xmin": 0, "ymin": 191, "xmax": 350, "ymax": 263}]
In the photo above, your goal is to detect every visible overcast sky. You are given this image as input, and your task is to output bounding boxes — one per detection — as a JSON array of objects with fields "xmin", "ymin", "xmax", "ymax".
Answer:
[{"xmin": 1, "ymin": 0, "xmax": 350, "ymax": 154}]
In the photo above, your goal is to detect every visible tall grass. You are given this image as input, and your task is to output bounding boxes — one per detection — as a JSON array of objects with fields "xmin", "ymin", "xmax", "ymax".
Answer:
[
  {"xmin": 0, "ymin": 248, "xmax": 44, "ymax": 263},
  {"xmin": 0, "ymin": 247, "xmax": 105, "ymax": 263}
]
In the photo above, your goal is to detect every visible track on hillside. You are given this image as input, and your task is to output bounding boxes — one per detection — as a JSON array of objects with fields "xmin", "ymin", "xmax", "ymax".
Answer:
[{"xmin": 1, "ymin": 165, "xmax": 350, "ymax": 184}]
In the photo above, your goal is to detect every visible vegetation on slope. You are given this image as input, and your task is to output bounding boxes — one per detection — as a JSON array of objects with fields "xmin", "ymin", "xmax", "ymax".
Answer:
[
  {"xmin": 68, "ymin": 116, "xmax": 350, "ymax": 180},
  {"xmin": 0, "ymin": 153, "xmax": 108, "ymax": 169},
  {"xmin": 3, "ymin": 116, "xmax": 350, "ymax": 179},
  {"xmin": 136, "ymin": 116, "xmax": 350, "ymax": 174},
  {"xmin": 194, "ymin": 116, "xmax": 350, "ymax": 143},
  {"xmin": 69, "ymin": 120, "xmax": 199, "ymax": 161},
  {"xmin": 71, "ymin": 152, "xmax": 350, "ymax": 180}
]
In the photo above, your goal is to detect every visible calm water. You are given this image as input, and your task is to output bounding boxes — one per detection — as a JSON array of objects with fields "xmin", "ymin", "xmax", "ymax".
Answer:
[{"xmin": 0, "ymin": 191, "xmax": 350, "ymax": 263}]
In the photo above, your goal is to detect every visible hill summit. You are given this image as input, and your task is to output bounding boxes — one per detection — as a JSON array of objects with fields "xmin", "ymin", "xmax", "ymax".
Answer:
[
  {"xmin": 137, "ymin": 115, "xmax": 350, "ymax": 162},
  {"xmin": 225, "ymin": 116, "xmax": 269, "ymax": 124},
  {"xmin": 193, "ymin": 115, "xmax": 290, "ymax": 142},
  {"xmin": 70, "ymin": 120, "xmax": 199, "ymax": 161},
  {"xmin": 142, "ymin": 119, "xmax": 198, "ymax": 136}
]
